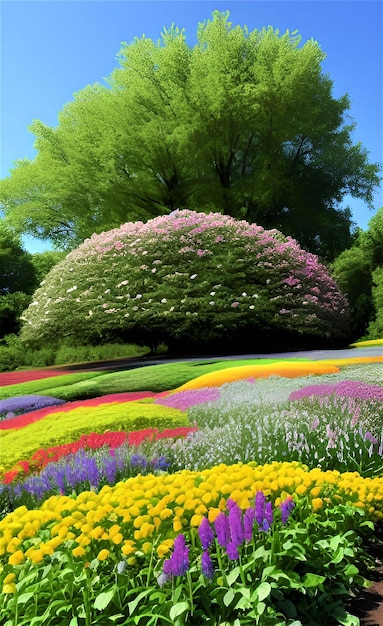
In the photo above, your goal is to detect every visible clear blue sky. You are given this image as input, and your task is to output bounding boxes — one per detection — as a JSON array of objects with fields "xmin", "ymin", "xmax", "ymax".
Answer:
[{"xmin": 1, "ymin": 0, "xmax": 382, "ymax": 253}]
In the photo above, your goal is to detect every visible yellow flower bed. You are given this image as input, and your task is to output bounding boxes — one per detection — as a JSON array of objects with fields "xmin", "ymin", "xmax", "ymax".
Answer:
[
  {"xmin": 319, "ymin": 355, "xmax": 383, "ymax": 366},
  {"xmin": 1, "ymin": 461, "xmax": 382, "ymax": 576},
  {"xmin": 349, "ymin": 339, "xmax": 383, "ymax": 348},
  {"xmin": 0, "ymin": 403, "xmax": 187, "ymax": 476},
  {"xmin": 175, "ymin": 361, "xmax": 340, "ymax": 391}
]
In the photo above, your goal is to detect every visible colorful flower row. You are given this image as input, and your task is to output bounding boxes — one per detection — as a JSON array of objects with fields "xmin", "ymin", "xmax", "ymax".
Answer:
[
  {"xmin": 1, "ymin": 461, "xmax": 382, "ymax": 577},
  {"xmin": 175, "ymin": 362, "xmax": 341, "ymax": 390},
  {"xmin": 0, "ymin": 392, "xmax": 156, "ymax": 430},
  {"xmin": 0, "ymin": 403, "xmax": 188, "ymax": 476},
  {"xmin": 3, "ymin": 427, "xmax": 197, "ymax": 484}
]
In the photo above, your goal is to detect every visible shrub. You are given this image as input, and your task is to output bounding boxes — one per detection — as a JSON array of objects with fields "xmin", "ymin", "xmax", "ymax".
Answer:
[{"xmin": 20, "ymin": 211, "xmax": 350, "ymax": 353}]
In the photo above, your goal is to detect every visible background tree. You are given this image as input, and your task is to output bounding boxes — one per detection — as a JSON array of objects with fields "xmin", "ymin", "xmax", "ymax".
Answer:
[
  {"xmin": 1, "ymin": 12, "xmax": 380, "ymax": 258},
  {"xmin": 331, "ymin": 207, "xmax": 383, "ymax": 339},
  {"xmin": 19, "ymin": 210, "xmax": 350, "ymax": 354},
  {"xmin": 0, "ymin": 224, "xmax": 64, "ymax": 337}
]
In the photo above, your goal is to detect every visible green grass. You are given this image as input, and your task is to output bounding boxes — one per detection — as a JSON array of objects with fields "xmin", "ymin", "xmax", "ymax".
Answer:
[
  {"xmin": 1, "ymin": 358, "xmax": 310, "ymax": 400},
  {"xmin": 0, "ymin": 371, "xmax": 104, "ymax": 400}
]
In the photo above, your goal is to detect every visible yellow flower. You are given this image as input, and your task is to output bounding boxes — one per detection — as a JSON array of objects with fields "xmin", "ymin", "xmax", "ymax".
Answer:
[
  {"xmin": 310, "ymin": 486, "xmax": 322, "ymax": 498},
  {"xmin": 295, "ymin": 484, "xmax": 307, "ymax": 495},
  {"xmin": 29, "ymin": 549, "xmax": 44, "ymax": 564},
  {"xmin": 3, "ymin": 573, "xmax": 16, "ymax": 585},
  {"xmin": 112, "ymin": 533, "xmax": 124, "ymax": 545},
  {"xmin": 97, "ymin": 549, "xmax": 110, "ymax": 561},
  {"xmin": 2, "ymin": 582, "xmax": 16, "ymax": 594},
  {"xmin": 312, "ymin": 498, "xmax": 323, "ymax": 510},
  {"xmin": 72, "ymin": 546, "xmax": 86, "ymax": 558},
  {"xmin": 121, "ymin": 541, "xmax": 135, "ymax": 556}
]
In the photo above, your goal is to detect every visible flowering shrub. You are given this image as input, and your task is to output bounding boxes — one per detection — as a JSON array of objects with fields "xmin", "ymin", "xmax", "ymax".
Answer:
[{"xmin": 19, "ymin": 210, "xmax": 350, "ymax": 350}]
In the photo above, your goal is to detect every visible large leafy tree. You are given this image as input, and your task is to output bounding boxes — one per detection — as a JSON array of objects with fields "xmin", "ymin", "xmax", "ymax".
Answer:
[{"xmin": 1, "ymin": 12, "xmax": 380, "ymax": 258}]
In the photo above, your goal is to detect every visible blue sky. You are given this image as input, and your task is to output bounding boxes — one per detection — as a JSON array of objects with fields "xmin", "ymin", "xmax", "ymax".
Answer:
[{"xmin": 1, "ymin": 0, "xmax": 382, "ymax": 253}]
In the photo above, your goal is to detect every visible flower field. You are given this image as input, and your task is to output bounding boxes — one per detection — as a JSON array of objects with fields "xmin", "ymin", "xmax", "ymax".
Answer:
[{"xmin": 1, "ymin": 349, "xmax": 383, "ymax": 625}]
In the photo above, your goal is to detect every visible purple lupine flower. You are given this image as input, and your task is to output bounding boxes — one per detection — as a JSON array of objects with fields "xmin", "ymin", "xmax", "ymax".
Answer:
[
  {"xmin": 201, "ymin": 550, "xmax": 215, "ymax": 578},
  {"xmin": 163, "ymin": 534, "xmax": 189, "ymax": 578},
  {"xmin": 280, "ymin": 497, "xmax": 295, "ymax": 525},
  {"xmin": 226, "ymin": 541, "xmax": 239, "ymax": 560},
  {"xmin": 365, "ymin": 432, "xmax": 378, "ymax": 445},
  {"xmin": 104, "ymin": 456, "xmax": 118, "ymax": 484},
  {"xmin": 130, "ymin": 454, "xmax": 148, "ymax": 470},
  {"xmin": 153, "ymin": 456, "xmax": 170, "ymax": 471},
  {"xmin": 214, "ymin": 512, "xmax": 231, "ymax": 547},
  {"xmin": 255, "ymin": 491, "xmax": 266, "ymax": 526},
  {"xmin": 198, "ymin": 517, "xmax": 214, "ymax": 550},
  {"xmin": 263, "ymin": 502, "xmax": 273, "ymax": 531},
  {"xmin": 0, "ymin": 395, "xmax": 65, "ymax": 417},
  {"xmin": 228, "ymin": 501, "xmax": 244, "ymax": 547},
  {"xmin": 244, "ymin": 506, "xmax": 256, "ymax": 541}
]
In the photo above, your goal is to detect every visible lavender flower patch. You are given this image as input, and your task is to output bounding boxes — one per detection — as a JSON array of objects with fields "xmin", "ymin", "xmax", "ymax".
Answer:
[
  {"xmin": 155, "ymin": 387, "xmax": 221, "ymax": 411},
  {"xmin": 1, "ymin": 445, "xmax": 170, "ymax": 510},
  {"xmin": 0, "ymin": 395, "xmax": 65, "ymax": 421}
]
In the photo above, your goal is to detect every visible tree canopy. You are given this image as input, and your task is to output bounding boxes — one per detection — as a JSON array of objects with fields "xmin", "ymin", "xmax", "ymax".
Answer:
[
  {"xmin": 331, "ymin": 206, "xmax": 383, "ymax": 339},
  {"xmin": 1, "ymin": 11, "xmax": 380, "ymax": 259},
  {"xmin": 19, "ymin": 210, "xmax": 350, "ymax": 352}
]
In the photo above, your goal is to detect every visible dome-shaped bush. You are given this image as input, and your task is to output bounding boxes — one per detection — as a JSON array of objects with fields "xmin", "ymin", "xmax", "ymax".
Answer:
[{"xmin": 20, "ymin": 211, "xmax": 350, "ymax": 352}]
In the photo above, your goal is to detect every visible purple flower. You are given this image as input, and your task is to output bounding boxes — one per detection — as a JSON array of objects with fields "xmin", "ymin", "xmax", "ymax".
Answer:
[
  {"xmin": 280, "ymin": 497, "xmax": 295, "ymax": 524},
  {"xmin": 365, "ymin": 432, "xmax": 378, "ymax": 445},
  {"xmin": 198, "ymin": 517, "xmax": 214, "ymax": 550},
  {"xmin": 263, "ymin": 502, "xmax": 273, "ymax": 531},
  {"xmin": 244, "ymin": 506, "xmax": 256, "ymax": 541},
  {"xmin": 214, "ymin": 512, "xmax": 231, "ymax": 547},
  {"xmin": 226, "ymin": 541, "xmax": 239, "ymax": 560},
  {"xmin": 228, "ymin": 501, "xmax": 244, "ymax": 547},
  {"xmin": 255, "ymin": 491, "xmax": 266, "ymax": 526},
  {"xmin": 201, "ymin": 550, "xmax": 215, "ymax": 578},
  {"xmin": 163, "ymin": 534, "xmax": 189, "ymax": 577}
]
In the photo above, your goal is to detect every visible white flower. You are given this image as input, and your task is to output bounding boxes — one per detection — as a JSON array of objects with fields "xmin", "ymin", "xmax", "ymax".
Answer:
[
  {"xmin": 151, "ymin": 268, "xmax": 157, "ymax": 273},
  {"xmin": 209, "ymin": 301, "xmax": 215, "ymax": 305},
  {"xmin": 133, "ymin": 306, "xmax": 139, "ymax": 311},
  {"xmin": 104, "ymin": 289, "xmax": 111, "ymax": 294},
  {"xmin": 66, "ymin": 286, "xmax": 78, "ymax": 293},
  {"xmin": 161, "ymin": 298, "xmax": 167, "ymax": 303},
  {"xmin": 252, "ymin": 294, "xmax": 259, "ymax": 299},
  {"xmin": 190, "ymin": 274, "xmax": 197, "ymax": 280},
  {"xmin": 249, "ymin": 305, "xmax": 255, "ymax": 310},
  {"xmin": 136, "ymin": 294, "xmax": 143, "ymax": 299},
  {"xmin": 88, "ymin": 310, "xmax": 93, "ymax": 316},
  {"xmin": 242, "ymin": 292, "xmax": 247, "ymax": 297},
  {"xmin": 210, "ymin": 292, "xmax": 216, "ymax": 296}
]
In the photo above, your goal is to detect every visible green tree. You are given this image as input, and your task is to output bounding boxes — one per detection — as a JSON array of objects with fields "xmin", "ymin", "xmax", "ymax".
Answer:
[
  {"xmin": 1, "ymin": 12, "xmax": 380, "ymax": 258},
  {"xmin": 367, "ymin": 266, "xmax": 383, "ymax": 338},
  {"xmin": 331, "ymin": 206, "xmax": 383, "ymax": 339},
  {"xmin": 0, "ymin": 223, "xmax": 37, "ymax": 337}
]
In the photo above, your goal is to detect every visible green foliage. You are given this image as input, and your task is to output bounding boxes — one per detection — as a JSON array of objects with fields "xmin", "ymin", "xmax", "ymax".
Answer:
[
  {"xmin": 0, "ymin": 337, "xmax": 150, "ymax": 372},
  {"xmin": 0, "ymin": 371, "xmax": 102, "ymax": 400},
  {"xmin": 1, "ymin": 12, "xmax": 380, "ymax": 258},
  {"xmin": 367, "ymin": 266, "xmax": 383, "ymax": 338},
  {"xmin": 331, "ymin": 207, "xmax": 383, "ymax": 339},
  {"xmin": 19, "ymin": 211, "xmax": 350, "ymax": 352}
]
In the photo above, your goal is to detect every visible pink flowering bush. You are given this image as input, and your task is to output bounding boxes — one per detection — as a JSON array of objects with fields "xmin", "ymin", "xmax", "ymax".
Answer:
[{"xmin": 20, "ymin": 210, "xmax": 350, "ymax": 351}]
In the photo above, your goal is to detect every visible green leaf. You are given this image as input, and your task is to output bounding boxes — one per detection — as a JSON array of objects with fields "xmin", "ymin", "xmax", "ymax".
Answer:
[
  {"xmin": 226, "ymin": 566, "xmax": 241, "ymax": 586},
  {"xmin": 15, "ymin": 592, "xmax": 34, "ymax": 605},
  {"xmin": 169, "ymin": 601, "xmax": 190, "ymax": 620},
  {"xmin": 301, "ymin": 573, "xmax": 326, "ymax": 588},
  {"xmin": 94, "ymin": 588, "xmax": 115, "ymax": 611},
  {"xmin": 223, "ymin": 588, "xmax": 235, "ymax": 607},
  {"xmin": 68, "ymin": 618, "xmax": 78, "ymax": 626},
  {"xmin": 255, "ymin": 581, "xmax": 272, "ymax": 602},
  {"xmin": 128, "ymin": 588, "xmax": 152, "ymax": 615},
  {"xmin": 344, "ymin": 564, "xmax": 359, "ymax": 577}
]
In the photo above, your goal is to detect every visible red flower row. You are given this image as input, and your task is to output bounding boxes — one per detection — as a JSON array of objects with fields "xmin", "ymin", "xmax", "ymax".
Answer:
[{"xmin": 2, "ymin": 426, "xmax": 197, "ymax": 484}]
